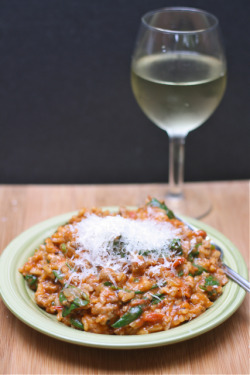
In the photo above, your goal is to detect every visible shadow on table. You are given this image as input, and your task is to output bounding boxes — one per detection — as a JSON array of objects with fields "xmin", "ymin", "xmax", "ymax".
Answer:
[{"xmin": 11, "ymin": 301, "xmax": 249, "ymax": 374}]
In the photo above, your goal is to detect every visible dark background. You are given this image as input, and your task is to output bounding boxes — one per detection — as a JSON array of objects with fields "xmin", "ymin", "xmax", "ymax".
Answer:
[{"xmin": 0, "ymin": 0, "xmax": 249, "ymax": 184}]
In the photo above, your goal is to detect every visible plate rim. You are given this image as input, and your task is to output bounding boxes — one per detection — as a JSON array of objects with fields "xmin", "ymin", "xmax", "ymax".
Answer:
[{"xmin": 0, "ymin": 209, "xmax": 247, "ymax": 349}]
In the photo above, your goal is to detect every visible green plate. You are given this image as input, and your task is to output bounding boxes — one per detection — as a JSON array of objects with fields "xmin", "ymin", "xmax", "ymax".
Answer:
[{"xmin": 0, "ymin": 209, "xmax": 247, "ymax": 349}]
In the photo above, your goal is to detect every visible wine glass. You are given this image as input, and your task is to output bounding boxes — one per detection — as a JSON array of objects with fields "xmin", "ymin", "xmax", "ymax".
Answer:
[{"xmin": 131, "ymin": 7, "xmax": 227, "ymax": 218}]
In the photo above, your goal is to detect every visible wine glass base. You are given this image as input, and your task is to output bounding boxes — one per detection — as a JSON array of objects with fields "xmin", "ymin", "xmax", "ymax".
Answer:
[{"xmin": 165, "ymin": 187, "xmax": 212, "ymax": 219}]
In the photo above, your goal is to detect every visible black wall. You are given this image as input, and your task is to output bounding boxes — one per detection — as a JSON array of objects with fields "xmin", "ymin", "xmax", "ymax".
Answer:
[{"xmin": 0, "ymin": 0, "xmax": 249, "ymax": 184}]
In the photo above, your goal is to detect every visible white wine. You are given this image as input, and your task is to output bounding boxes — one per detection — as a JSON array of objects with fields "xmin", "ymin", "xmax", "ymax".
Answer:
[{"xmin": 131, "ymin": 53, "xmax": 226, "ymax": 136}]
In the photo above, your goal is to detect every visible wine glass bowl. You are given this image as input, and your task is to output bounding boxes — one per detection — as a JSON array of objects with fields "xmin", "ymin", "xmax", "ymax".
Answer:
[{"xmin": 131, "ymin": 8, "xmax": 227, "ymax": 218}]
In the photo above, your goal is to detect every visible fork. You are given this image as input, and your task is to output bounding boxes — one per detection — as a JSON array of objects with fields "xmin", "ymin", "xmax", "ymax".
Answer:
[{"xmin": 177, "ymin": 217, "xmax": 250, "ymax": 293}]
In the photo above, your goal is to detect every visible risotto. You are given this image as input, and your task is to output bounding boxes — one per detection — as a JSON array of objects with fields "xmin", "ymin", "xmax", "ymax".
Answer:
[{"xmin": 19, "ymin": 198, "xmax": 228, "ymax": 335}]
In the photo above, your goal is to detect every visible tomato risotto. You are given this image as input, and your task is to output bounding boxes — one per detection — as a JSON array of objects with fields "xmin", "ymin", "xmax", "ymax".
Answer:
[{"xmin": 19, "ymin": 198, "xmax": 228, "ymax": 335}]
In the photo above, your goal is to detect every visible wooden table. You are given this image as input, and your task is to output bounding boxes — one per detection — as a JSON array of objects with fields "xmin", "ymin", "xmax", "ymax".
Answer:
[{"xmin": 0, "ymin": 181, "xmax": 249, "ymax": 374}]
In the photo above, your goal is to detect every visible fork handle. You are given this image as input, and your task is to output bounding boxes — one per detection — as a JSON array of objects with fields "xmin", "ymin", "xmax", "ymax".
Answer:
[{"xmin": 223, "ymin": 264, "xmax": 250, "ymax": 293}]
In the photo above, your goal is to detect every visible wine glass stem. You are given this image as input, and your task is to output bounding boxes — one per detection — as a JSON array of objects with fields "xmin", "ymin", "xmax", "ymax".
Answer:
[{"xmin": 168, "ymin": 136, "xmax": 186, "ymax": 198}]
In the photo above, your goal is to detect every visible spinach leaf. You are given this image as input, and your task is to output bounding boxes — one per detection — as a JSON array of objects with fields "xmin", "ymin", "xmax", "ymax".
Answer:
[
  {"xmin": 112, "ymin": 236, "xmax": 127, "ymax": 258},
  {"xmin": 70, "ymin": 318, "xmax": 84, "ymax": 330},
  {"xmin": 188, "ymin": 244, "xmax": 201, "ymax": 261},
  {"xmin": 61, "ymin": 243, "xmax": 67, "ymax": 254},
  {"xmin": 199, "ymin": 275, "xmax": 220, "ymax": 296},
  {"xmin": 147, "ymin": 198, "xmax": 175, "ymax": 219},
  {"xmin": 62, "ymin": 297, "xmax": 89, "ymax": 317},
  {"xmin": 103, "ymin": 281, "xmax": 113, "ymax": 286},
  {"xmin": 59, "ymin": 291, "xmax": 67, "ymax": 304},
  {"xmin": 151, "ymin": 293, "xmax": 165, "ymax": 305},
  {"xmin": 170, "ymin": 238, "xmax": 183, "ymax": 255},
  {"xmin": 204, "ymin": 275, "xmax": 220, "ymax": 287},
  {"xmin": 191, "ymin": 263, "xmax": 207, "ymax": 276},
  {"xmin": 52, "ymin": 270, "xmax": 64, "ymax": 280},
  {"xmin": 24, "ymin": 274, "xmax": 38, "ymax": 290},
  {"xmin": 112, "ymin": 305, "xmax": 143, "ymax": 328}
]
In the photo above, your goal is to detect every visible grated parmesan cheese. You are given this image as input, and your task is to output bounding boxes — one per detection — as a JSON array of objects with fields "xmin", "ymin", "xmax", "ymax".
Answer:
[{"xmin": 68, "ymin": 214, "xmax": 182, "ymax": 283}]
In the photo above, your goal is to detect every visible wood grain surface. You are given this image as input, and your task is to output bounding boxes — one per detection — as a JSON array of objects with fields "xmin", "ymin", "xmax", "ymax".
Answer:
[{"xmin": 0, "ymin": 182, "xmax": 249, "ymax": 375}]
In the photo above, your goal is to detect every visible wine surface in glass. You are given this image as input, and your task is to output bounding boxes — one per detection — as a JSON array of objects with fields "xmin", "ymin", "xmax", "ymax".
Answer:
[{"xmin": 131, "ymin": 53, "xmax": 226, "ymax": 136}]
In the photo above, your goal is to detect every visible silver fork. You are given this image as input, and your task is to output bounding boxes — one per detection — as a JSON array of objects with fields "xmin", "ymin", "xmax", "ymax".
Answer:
[{"xmin": 177, "ymin": 217, "xmax": 250, "ymax": 293}]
